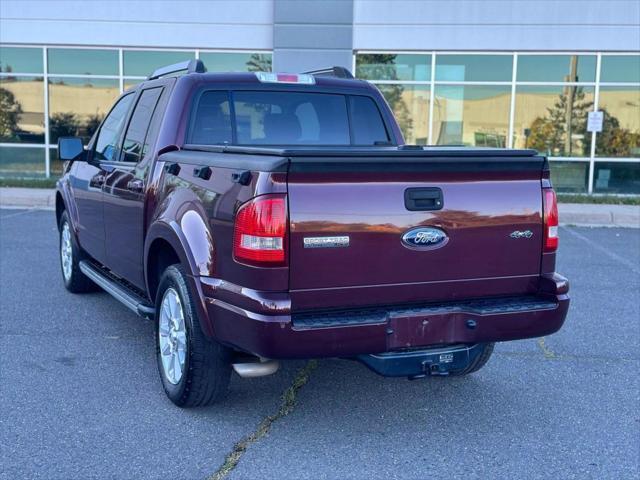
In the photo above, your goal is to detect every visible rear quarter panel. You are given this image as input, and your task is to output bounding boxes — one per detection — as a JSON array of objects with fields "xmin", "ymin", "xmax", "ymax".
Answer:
[{"xmin": 150, "ymin": 164, "xmax": 288, "ymax": 291}]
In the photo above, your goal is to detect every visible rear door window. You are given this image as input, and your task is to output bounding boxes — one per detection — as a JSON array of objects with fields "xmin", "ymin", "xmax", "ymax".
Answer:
[{"xmin": 121, "ymin": 87, "xmax": 163, "ymax": 163}]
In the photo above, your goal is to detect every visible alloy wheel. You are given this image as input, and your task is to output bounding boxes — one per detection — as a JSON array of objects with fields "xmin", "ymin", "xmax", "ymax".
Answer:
[{"xmin": 158, "ymin": 287, "xmax": 187, "ymax": 384}]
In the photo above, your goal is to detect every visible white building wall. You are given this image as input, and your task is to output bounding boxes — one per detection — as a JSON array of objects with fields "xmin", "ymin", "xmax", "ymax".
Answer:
[
  {"xmin": 0, "ymin": 0, "xmax": 274, "ymax": 49},
  {"xmin": 2, "ymin": 1, "xmax": 639, "ymax": 56},
  {"xmin": 272, "ymin": 0, "xmax": 353, "ymax": 72},
  {"xmin": 353, "ymin": 0, "xmax": 640, "ymax": 51}
]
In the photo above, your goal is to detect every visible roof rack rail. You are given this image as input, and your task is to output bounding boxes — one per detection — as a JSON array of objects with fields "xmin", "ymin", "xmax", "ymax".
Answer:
[
  {"xmin": 302, "ymin": 66, "xmax": 354, "ymax": 79},
  {"xmin": 148, "ymin": 59, "xmax": 206, "ymax": 80}
]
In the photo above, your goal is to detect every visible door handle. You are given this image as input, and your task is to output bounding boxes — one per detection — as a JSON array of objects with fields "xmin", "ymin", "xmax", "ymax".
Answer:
[
  {"xmin": 127, "ymin": 179, "xmax": 144, "ymax": 193},
  {"xmin": 404, "ymin": 187, "xmax": 444, "ymax": 211}
]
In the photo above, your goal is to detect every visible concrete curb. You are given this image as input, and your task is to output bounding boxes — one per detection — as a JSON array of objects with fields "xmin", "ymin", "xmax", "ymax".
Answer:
[
  {"xmin": 559, "ymin": 203, "xmax": 639, "ymax": 228},
  {"xmin": 0, "ymin": 187, "xmax": 56, "ymax": 211},
  {"xmin": 1, "ymin": 187, "xmax": 638, "ymax": 228}
]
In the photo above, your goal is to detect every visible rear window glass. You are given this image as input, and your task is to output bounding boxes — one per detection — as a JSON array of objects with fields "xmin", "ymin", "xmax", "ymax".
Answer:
[
  {"xmin": 188, "ymin": 91, "xmax": 389, "ymax": 146},
  {"xmin": 350, "ymin": 96, "xmax": 390, "ymax": 145},
  {"xmin": 190, "ymin": 91, "xmax": 232, "ymax": 145}
]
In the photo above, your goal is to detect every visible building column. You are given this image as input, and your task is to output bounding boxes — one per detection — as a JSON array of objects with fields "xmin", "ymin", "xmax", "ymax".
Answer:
[{"xmin": 272, "ymin": 0, "xmax": 354, "ymax": 73}]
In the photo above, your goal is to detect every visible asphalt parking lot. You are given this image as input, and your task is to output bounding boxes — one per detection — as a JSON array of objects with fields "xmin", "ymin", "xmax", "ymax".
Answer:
[{"xmin": 1, "ymin": 208, "xmax": 639, "ymax": 480}]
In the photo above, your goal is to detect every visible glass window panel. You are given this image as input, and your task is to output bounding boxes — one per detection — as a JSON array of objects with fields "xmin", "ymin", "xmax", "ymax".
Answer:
[
  {"xmin": 0, "ymin": 146, "xmax": 46, "ymax": 178},
  {"xmin": 0, "ymin": 47, "xmax": 43, "ymax": 74},
  {"xmin": 433, "ymin": 85, "xmax": 510, "ymax": 146},
  {"xmin": 594, "ymin": 162, "xmax": 640, "ymax": 194},
  {"xmin": 122, "ymin": 87, "xmax": 163, "ymax": 163},
  {"xmin": 124, "ymin": 50, "xmax": 195, "ymax": 77},
  {"xmin": 548, "ymin": 161, "xmax": 589, "ymax": 193},
  {"xmin": 200, "ymin": 52, "xmax": 272, "ymax": 72},
  {"xmin": 189, "ymin": 91, "xmax": 232, "ymax": 144},
  {"xmin": 51, "ymin": 147, "xmax": 63, "ymax": 177},
  {"xmin": 233, "ymin": 91, "xmax": 350, "ymax": 145},
  {"xmin": 0, "ymin": 76, "xmax": 45, "ymax": 143},
  {"xmin": 600, "ymin": 55, "xmax": 640, "ymax": 83},
  {"xmin": 94, "ymin": 93, "xmax": 135, "ymax": 162},
  {"xmin": 356, "ymin": 54, "xmax": 431, "ymax": 81},
  {"xmin": 48, "ymin": 77, "xmax": 120, "ymax": 143},
  {"xmin": 435, "ymin": 55, "xmax": 512, "ymax": 82},
  {"xmin": 48, "ymin": 48, "xmax": 118, "ymax": 76},
  {"xmin": 349, "ymin": 96, "xmax": 390, "ymax": 145},
  {"xmin": 376, "ymin": 84, "xmax": 429, "ymax": 144},
  {"xmin": 596, "ymin": 86, "xmax": 640, "ymax": 158},
  {"xmin": 517, "ymin": 55, "xmax": 596, "ymax": 83},
  {"xmin": 513, "ymin": 85, "xmax": 595, "ymax": 157}
]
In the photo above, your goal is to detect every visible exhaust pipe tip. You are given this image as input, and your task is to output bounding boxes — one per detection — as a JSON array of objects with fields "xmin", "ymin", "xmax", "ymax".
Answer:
[{"xmin": 232, "ymin": 358, "xmax": 280, "ymax": 378}]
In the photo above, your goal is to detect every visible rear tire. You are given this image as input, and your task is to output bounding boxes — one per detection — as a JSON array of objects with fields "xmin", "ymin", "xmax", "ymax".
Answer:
[
  {"xmin": 58, "ymin": 211, "xmax": 96, "ymax": 293},
  {"xmin": 452, "ymin": 343, "xmax": 494, "ymax": 376},
  {"xmin": 155, "ymin": 264, "xmax": 231, "ymax": 407}
]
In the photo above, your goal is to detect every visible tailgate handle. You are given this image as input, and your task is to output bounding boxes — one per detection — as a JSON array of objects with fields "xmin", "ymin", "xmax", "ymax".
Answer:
[{"xmin": 404, "ymin": 188, "xmax": 443, "ymax": 211}]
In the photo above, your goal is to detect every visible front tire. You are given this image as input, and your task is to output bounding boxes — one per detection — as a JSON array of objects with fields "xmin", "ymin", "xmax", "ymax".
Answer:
[
  {"xmin": 59, "ymin": 211, "xmax": 95, "ymax": 293},
  {"xmin": 155, "ymin": 265, "xmax": 231, "ymax": 407}
]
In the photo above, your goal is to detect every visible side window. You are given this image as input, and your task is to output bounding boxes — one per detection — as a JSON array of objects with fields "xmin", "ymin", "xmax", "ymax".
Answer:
[
  {"xmin": 94, "ymin": 93, "xmax": 134, "ymax": 161},
  {"xmin": 349, "ymin": 96, "xmax": 390, "ymax": 145},
  {"xmin": 121, "ymin": 87, "xmax": 163, "ymax": 163},
  {"xmin": 189, "ymin": 91, "xmax": 232, "ymax": 144}
]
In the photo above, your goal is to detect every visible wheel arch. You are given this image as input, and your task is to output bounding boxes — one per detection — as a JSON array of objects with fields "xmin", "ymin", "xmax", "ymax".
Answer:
[
  {"xmin": 144, "ymin": 222, "xmax": 195, "ymax": 298},
  {"xmin": 55, "ymin": 181, "xmax": 80, "ymax": 235},
  {"xmin": 55, "ymin": 191, "xmax": 65, "ymax": 228},
  {"xmin": 144, "ymin": 221, "xmax": 215, "ymax": 337}
]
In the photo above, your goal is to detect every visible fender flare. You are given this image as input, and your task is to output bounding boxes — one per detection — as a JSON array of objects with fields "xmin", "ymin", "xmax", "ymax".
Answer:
[
  {"xmin": 144, "ymin": 219, "xmax": 216, "ymax": 337},
  {"xmin": 56, "ymin": 180, "xmax": 79, "ymax": 232},
  {"xmin": 144, "ymin": 220, "xmax": 198, "ymax": 279}
]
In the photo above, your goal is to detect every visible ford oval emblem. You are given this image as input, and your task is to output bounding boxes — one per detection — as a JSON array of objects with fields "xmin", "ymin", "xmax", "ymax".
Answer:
[{"xmin": 401, "ymin": 227, "xmax": 449, "ymax": 250}]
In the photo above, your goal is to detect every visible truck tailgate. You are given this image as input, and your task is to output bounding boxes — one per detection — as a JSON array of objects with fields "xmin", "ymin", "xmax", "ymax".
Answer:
[{"xmin": 287, "ymin": 155, "xmax": 545, "ymax": 310}]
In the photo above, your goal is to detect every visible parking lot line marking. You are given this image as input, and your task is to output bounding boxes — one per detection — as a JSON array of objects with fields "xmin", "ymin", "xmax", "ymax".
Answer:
[
  {"xmin": 209, "ymin": 360, "xmax": 318, "ymax": 480},
  {"xmin": 0, "ymin": 208, "xmax": 39, "ymax": 220},
  {"xmin": 561, "ymin": 226, "xmax": 640, "ymax": 275}
]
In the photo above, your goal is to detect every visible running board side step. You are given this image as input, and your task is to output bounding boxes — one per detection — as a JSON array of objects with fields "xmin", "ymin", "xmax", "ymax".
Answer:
[{"xmin": 79, "ymin": 260, "xmax": 155, "ymax": 319}]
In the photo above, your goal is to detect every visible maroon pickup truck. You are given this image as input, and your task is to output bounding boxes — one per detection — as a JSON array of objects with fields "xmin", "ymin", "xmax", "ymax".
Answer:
[{"xmin": 55, "ymin": 60, "xmax": 569, "ymax": 407}]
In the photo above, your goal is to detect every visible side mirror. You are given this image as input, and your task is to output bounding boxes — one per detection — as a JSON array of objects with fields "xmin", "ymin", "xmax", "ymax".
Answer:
[{"xmin": 57, "ymin": 137, "xmax": 86, "ymax": 162}]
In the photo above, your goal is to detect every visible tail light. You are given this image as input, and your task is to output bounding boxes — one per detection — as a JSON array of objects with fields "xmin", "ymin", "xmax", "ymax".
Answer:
[
  {"xmin": 543, "ymin": 188, "xmax": 559, "ymax": 252},
  {"xmin": 233, "ymin": 194, "xmax": 287, "ymax": 267}
]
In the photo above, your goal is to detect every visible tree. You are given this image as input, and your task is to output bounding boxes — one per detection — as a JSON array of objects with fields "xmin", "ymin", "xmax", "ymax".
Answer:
[
  {"xmin": 525, "ymin": 87, "xmax": 638, "ymax": 157},
  {"xmin": 83, "ymin": 112, "xmax": 105, "ymax": 139},
  {"xmin": 595, "ymin": 111, "xmax": 640, "ymax": 157},
  {"xmin": 246, "ymin": 54, "xmax": 272, "ymax": 72},
  {"xmin": 524, "ymin": 86, "xmax": 592, "ymax": 156},
  {"xmin": 355, "ymin": 54, "xmax": 413, "ymax": 141},
  {"xmin": 0, "ymin": 87, "xmax": 23, "ymax": 141},
  {"xmin": 49, "ymin": 112, "xmax": 80, "ymax": 142}
]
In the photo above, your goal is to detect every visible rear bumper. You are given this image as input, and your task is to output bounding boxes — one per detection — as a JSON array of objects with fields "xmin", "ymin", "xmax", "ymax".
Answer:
[
  {"xmin": 358, "ymin": 344, "xmax": 487, "ymax": 378},
  {"xmin": 200, "ymin": 273, "xmax": 569, "ymax": 359}
]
